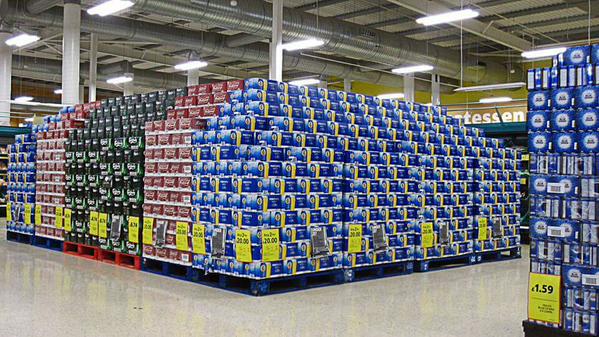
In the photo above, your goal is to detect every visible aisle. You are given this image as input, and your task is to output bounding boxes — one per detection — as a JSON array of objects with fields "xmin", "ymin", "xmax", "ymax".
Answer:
[{"xmin": 0, "ymin": 229, "xmax": 528, "ymax": 337}]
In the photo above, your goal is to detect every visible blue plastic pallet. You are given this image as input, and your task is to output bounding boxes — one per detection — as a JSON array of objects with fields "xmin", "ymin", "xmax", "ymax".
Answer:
[
  {"xmin": 32, "ymin": 236, "xmax": 64, "ymax": 252},
  {"xmin": 415, "ymin": 254, "xmax": 476, "ymax": 272},
  {"xmin": 344, "ymin": 261, "xmax": 414, "ymax": 282},
  {"xmin": 141, "ymin": 257, "xmax": 198, "ymax": 282},
  {"xmin": 476, "ymin": 247, "xmax": 521, "ymax": 264},
  {"xmin": 6, "ymin": 230, "xmax": 34, "ymax": 245}
]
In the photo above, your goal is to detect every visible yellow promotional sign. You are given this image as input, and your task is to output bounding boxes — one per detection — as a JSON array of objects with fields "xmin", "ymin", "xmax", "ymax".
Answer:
[
  {"xmin": 348, "ymin": 224, "xmax": 363, "ymax": 254},
  {"xmin": 235, "ymin": 230, "xmax": 252, "ymax": 263},
  {"xmin": 98, "ymin": 213, "xmax": 108, "ymax": 239},
  {"xmin": 24, "ymin": 204, "xmax": 33, "ymax": 225},
  {"xmin": 64, "ymin": 208, "xmax": 72, "ymax": 232},
  {"xmin": 6, "ymin": 202, "xmax": 11, "ymax": 222},
  {"xmin": 142, "ymin": 218, "xmax": 154, "ymax": 245},
  {"xmin": 528, "ymin": 273, "xmax": 561, "ymax": 324},
  {"xmin": 262, "ymin": 229, "xmax": 280, "ymax": 262},
  {"xmin": 128, "ymin": 216, "xmax": 140, "ymax": 243},
  {"xmin": 89, "ymin": 211, "xmax": 99, "ymax": 236},
  {"xmin": 478, "ymin": 218, "xmax": 489, "ymax": 241},
  {"xmin": 421, "ymin": 222, "xmax": 434, "ymax": 248},
  {"xmin": 35, "ymin": 205, "xmax": 42, "ymax": 226},
  {"xmin": 175, "ymin": 222, "xmax": 189, "ymax": 251},
  {"xmin": 55, "ymin": 207, "xmax": 63, "ymax": 229},
  {"xmin": 192, "ymin": 224, "xmax": 206, "ymax": 255}
]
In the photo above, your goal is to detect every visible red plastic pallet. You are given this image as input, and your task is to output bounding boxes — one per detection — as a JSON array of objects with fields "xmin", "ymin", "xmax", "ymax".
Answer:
[
  {"xmin": 63, "ymin": 241, "xmax": 100, "ymax": 260},
  {"xmin": 99, "ymin": 249, "xmax": 141, "ymax": 270}
]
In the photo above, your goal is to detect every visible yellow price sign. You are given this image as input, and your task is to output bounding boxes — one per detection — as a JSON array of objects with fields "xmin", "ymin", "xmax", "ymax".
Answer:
[
  {"xmin": 55, "ymin": 207, "xmax": 63, "ymax": 229},
  {"xmin": 24, "ymin": 204, "xmax": 33, "ymax": 225},
  {"xmin": 64, "ymin": 208, "xmax": 72, "ymax": 232},
  {"xmin": 142, "ymin": 218, "xmax": 154, "ymax": 245},
  {"xmin": 528, "ymin": 273, "xmax": 561, "ymax": 324},
  {"xmin": 98, "ymin": 213, "xmax": 108, "ymax": 239},
  {"xmin": 35, "ymin": 205, "xmax": 42, "ymax": 226},
  {"xmin": 89, "ymin": 211, "xmax": 99, "ymax": 236},
  {"xmin": 262, "ymin": 229, "xmax": 280, "ymax": 262},
  {"xmin": 192, "ymin": 223, "xmax": 206, "ymax": 255},
  {"xmin": 347, "ymin": 224, "xmax": 363, "ymax": 254},
  {"xmin": 6, "ymin": 202, "xmax": 12, "ymax": 222},
  {"xmin": 235, "ymin": 230, "xmax": 252, "ymax": 263},
  {"xmin": 421, "ymin": 222, "xmax": 434, "ymax": 248},
  {"xmin": 478, "ymin": 218, "xmax": 489, "ymax": 241},
  {"xmin": 128, "ymin": 216, "xmax": 140, "ymax": 243},
  {"xmin": 176, "ymin": 222, "xmax": 189, "ymax": 251}
]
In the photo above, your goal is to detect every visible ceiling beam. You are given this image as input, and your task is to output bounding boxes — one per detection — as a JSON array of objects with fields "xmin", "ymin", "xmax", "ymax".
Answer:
[
  {"xmin": 385, "ymin": 0, "xmax": 532, "ymax": 51},
  {"xmin": 334, "ymin": 3, "xmax": 398, "ymax": 20},
  {"xmin": 294, "ymin": 0, "xmax": 348, "ymax": 11}
]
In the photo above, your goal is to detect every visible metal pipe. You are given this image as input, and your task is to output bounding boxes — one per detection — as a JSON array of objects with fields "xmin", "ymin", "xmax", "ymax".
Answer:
[{"xmin": 26, "ymin": 0, "xmax": 62, "ymax": 15}]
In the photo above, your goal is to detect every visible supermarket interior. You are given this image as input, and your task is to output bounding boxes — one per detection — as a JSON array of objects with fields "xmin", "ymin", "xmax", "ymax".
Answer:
[{"xmin": 1, "ymin": 0, "xmax": 598, "ymax": 336}]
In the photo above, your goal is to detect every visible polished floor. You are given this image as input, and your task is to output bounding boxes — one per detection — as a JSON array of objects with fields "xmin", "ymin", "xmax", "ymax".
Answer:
[{"xmin": 0, "ymin": 228, "xmax": 528, "ymax": 337}]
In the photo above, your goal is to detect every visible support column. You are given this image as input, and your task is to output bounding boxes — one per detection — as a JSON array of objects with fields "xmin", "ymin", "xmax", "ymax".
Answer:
[
  {"xmin": 187, "ymin": 68, "xmax": 200, "ymax": 86},
  {"xmin": 79, "ymin": 84, "xmax": 84, "ymax": 104},
  {"xmin": 431, "ymin": 73, "xmax": 441, "ymax": 106},
  {"xmin": 62, "ymin": 0, "xmax": 81, "ymax": 106},
  {"xmin": 123, "ymin": 83, "xmax": 134, "ymax": 96},
  {"xmin": 0, "ymin": 32, "xmax": 12, "ymax": 126},
  {"xmin": 269, "ymin": 0, "xmax": 283, "ymax": 82},
  {"xmin": 404, "ymin": 74, "xmax": 415, "ymax": 102},
  {"xmin": 318, "ymin": 80, "xmax": 328, "ymax": 89},
  {"xmin": 89, "ymin": 33, "xmax": 98, "ymax": 103},
  {"xmin": 344, "ymin": 79, "xmax": 352, "ymax": 92}
]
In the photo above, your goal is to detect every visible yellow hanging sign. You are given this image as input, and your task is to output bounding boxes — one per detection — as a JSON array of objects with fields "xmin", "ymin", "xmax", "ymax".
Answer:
[
  {"xmin": 64, "ymin": 208, "xmax": 72, "ymax": 232},
  {"xmin": 528, "ymin": 273, "xmax": 561, "ymax": 324},
  {"xmin": 478, "ymin": 218, "xmax": 489, "ymax": 241},
  {"xmin": 422, "ymin": 222, "xmax": 434, "ymax": 248},
  {"xmin": 348, "ymin": 224, "xmax": 363, "ymax": 254},
  {"xmin": 235, "ymin": 230, "xmax": 252, "ymax": 263},
  {"xmin": 24, "ymin": 204, "xmax": 33, "ymax": 225},
  {"xmin": 142, "ymin": 218, "xmax": 154, "ymax": 245},
  {"xmin": 128, "ymin": 216, "xmax": 140, "ymax": 243},
  {"xmin": 89, "ymin": 211, "xmax": 99, "ymax": 236},
  {"xmin": 262, "ymin": 229, "xmax": 280, "ymax": 262},
  {"xmin": 35, "ymin": 205, "xmax": 42, "ymax": 226},
  {"xmin": 175, "ymin": 222, "xmax": 189, "ymax": 251},
  {"xmin": 55, "ymin": 207, "xmax": 63, "ymax": 229},
  {"xmin": 98, "ymin": 213, "xmax": 108, "ymax": 239},
  {"xmin": 192, "ymin": 223, "xmax": 206, "ymax": 255},
  {"xmin": 6, "ymin": 202, "xmax": 12, "ymax": 222}
]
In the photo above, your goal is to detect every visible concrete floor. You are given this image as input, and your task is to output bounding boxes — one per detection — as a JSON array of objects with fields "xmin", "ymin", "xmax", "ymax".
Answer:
[{"xmin": 0, "ymin": 228, "xmax": 528, "ymax": 337}]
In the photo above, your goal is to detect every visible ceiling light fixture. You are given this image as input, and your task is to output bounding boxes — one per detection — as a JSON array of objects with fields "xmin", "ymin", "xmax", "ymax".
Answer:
[
  {"xmin": 454, "ymin": 82, "xmax": 526, "ymax": 92},
  {"xmin": 54, "ymin": 89, "xmax": 63, "ymax": 95},
  {"xmin": 479, "ymin": 97, "xmax": 513, "ymax": 104},
  {"xmin": 416, "ymin": 9, "xmax": 479, "ymax": 26},
  {"xmin": 5, "ymin": 33, "xmax": 40, "ymax": 47},
  {"xmin": 289, "ymin": 78, "xmax": 320, "ymax": 86},
  {"xmin": 392, "ymin": 64, "xmax": 433, "ymax": 74},
  {"xmin": 377, "ymin": 93, "xmax": 405, "ymax": 100},
  {"xmin": 25, "ymin": 117, "xmax": 34, "ymax": 122},
  {"xmin": 522, "ymin": 47, "xmax": 567, "ymax": 59},
  {"xmin": 87, "ymin": 0, "xmax": 134, "ymax": 17},
  {"xmin": 107, "ymin": 75, "xmax": 133, "ymax": 85},
  {"xmin": 175, "ymin": 60, "xmax": 208, "ymax": 71},
  {"xmin": 14, "ymin": 96, "xmax": 34, "ymax": 103},
  {"xmin": 282, "ymin": 39, "xmax": 325, "ymax": 51}
]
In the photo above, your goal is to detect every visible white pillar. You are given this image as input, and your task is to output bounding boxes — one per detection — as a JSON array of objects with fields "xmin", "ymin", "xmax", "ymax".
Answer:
[
  {"xmin": 89, "ymin": 33, "xmax": 98, "ymax": 103},
  {"xmin": 123, "ymin": 83, "xmax": 134, "ymax": 96},
  {"xmin": 318, "ymin": 80, "xmax": 328, "ymax": 89},
  {"xmin": 404, "ymin": 74, "xmax": 415, "ymax": 102},
  {"xmin": 62, "ymin": 0, "xmax": 81, "ymax": 106},
  {"xmin": 269, "ymin": 0, "xmax": 283, "ymax": 82},
  {"xmin": 0, "ymin": 32, "xmax": 12, "ymax": 126},
  {"xmin": 79, "ymin": 84, "xmax": 84, "ymax": 104},
  {"xmin": 187, "ymin": 68, "xmax": 199, "ymax": 86},
  {"xmin": 431, "ymin": 73, "xmax": 441, "ymax": 106},
  {"xmin": 344, "ymin": 79, "xmax": 352, "ymax": 92}
]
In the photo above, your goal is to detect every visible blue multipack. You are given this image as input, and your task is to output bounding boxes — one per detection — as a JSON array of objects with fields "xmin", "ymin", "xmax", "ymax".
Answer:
[
  {"xmin": 561, "ymin": 46, "xmax": 591, "ymax": 66},
  {"xmin": 529, "ymin": 91, "xmax": 551, "ymax": 110},
  {"xmin": 577, "ymin": 86, "xmax": 599, "ymax": 108},
  {"xmin": 551, "ymin": 109, "xmax": 576, "ymax": 131},
  {"xmin": 552, "ymin": 88, "xmax": 574, "ymax": 110}
]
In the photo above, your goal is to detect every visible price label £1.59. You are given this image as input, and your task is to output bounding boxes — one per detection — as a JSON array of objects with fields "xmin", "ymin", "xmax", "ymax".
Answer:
[{"xmin": 528, "ymin": 273, "xmax": 561, "ymax": 324}]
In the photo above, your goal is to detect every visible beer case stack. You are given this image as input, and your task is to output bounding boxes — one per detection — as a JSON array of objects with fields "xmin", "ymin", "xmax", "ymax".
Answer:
[
  {"xmin": 527, "ymin": 45, "xmax": 599, "ymax": 335},
  {"xmin": 6, "ymin": 133, "xmax": 37, "ymax": 235},
  {"xmin": 142, "ymin": 84, "xmax": 228, "ymax": 267},
  {"xmin": 35, "ymin": 109, "xmax": 85, "ymax": 241}
]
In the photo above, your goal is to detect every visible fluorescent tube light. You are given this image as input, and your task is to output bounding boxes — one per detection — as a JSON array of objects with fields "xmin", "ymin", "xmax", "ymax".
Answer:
[
  {"xmin": 455, "ymin": 82, "xmax": 526, "ymax": 92},
  {"xmin": 54, "ymin": 89, "xmax": 63, "ymax": 95},
  {"xmin": 87, "ymin": 0, "xmax": 134, "ymax": 17},
  {"xmin": 5, "ymin": 33, "xmax": 40, "ymax": 47},
  {"xmin": 378, "ymin": 93, "xmax": 405, "ymax": 100},
  {"xmin": 282, "ymin": 39, "xmax": 325, "ymax": 51},
  {"xmin": 289, "ymin": 78, "xmax": 320, "ymax": 86},
  {"xmin": 107, "ymin": 75, "xmax": 133, "ymax": 85},
  {"xmin": 522, "ymin": 47, "xmax": 567, "ymax": 59},
  {"xmin": 25, "ymin": 117, "xmax": 34, "ymax": 122},
  {"xmin": 479, "ymin": 97, "xmax": 513, "ymax": 104},
  {"xmin": 14, "ymin": 96, "xmax": 34, "ymax": 103},
  {"xmin": 416, "ymin": 9, "xmax": 479, "ymax": 26},
  {"xmin": 175, "ymin": 60, "xmax": 208, "ymax": 71},
  {"xmin": 392, "ymin": 65, "xmax": 433, "ymax": 74}
]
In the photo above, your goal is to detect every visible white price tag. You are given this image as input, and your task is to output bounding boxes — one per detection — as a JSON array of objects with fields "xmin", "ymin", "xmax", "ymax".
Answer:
[
  {"xmin": 547, "ymin": 226, "xmax": 565, "ymax": 238},
  {"xmin": 547, "ymin": 182, "xmax": 565, "ymax": 194},
  {"xmin": 582, "ymin": 274, "xmax": 599, "ymax": 286}
]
